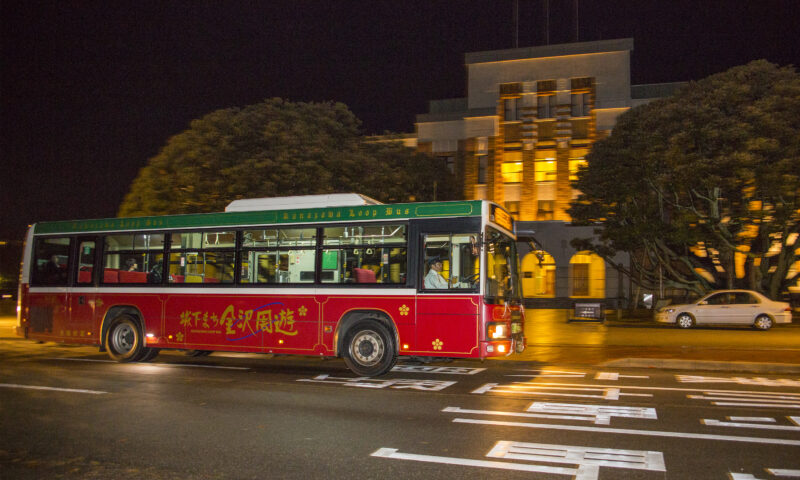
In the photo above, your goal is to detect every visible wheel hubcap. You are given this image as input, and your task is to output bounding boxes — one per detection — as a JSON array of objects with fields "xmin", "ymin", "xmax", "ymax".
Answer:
[
  {"xmin": 113, "ymin": 324, "xmax": 135, "ymax": 353},
  {"xmin": 351, "ymin": 330, "xmax": 383, "ymax": 366}
]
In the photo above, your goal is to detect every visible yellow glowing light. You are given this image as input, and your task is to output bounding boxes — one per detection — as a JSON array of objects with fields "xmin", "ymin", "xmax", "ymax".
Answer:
[
  {"xmin": 278, "ymin": 339, "xmax": 284, "ymax": 344},
  {"xmin": 498, "ymin": 344, "xmax": 507, "ymax": 353},
  {"xmin": 403, "ymin": 344, "xmax": 409, "ymax": 349}
]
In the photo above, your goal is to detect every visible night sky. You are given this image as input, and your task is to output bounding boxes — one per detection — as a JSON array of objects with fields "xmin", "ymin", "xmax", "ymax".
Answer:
[{"xmin": 2, "ymin": 0, "xmax": 799, "ymax": 241}]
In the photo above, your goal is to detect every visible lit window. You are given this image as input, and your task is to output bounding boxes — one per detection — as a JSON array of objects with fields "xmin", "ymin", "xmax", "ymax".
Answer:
[
  {"xmin": 534, "ymin": 159, "xmax": 556, "ymax": 182},
  {"xmin": 569, "ymin": 148, "xmax": 588, "ymax": 181},
  {"xmin": 504, "ymin": 201, "xmax": 520, "ymax": 216},
  {"xmin": 501, "ymin": 162, "xmax": 523, "ymax": 183},
  {"xmin": 537, "ymin": 200, "xmax": 554, "ymax": 220}
]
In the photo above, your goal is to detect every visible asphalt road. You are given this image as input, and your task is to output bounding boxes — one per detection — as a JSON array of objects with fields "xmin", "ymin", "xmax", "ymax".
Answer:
[{"xmin": 1, "ymin": 338, "xmax": 799, "ymax": 479}]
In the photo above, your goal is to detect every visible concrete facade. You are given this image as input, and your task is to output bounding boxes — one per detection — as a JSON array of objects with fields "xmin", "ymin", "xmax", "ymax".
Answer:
[{"xmin": 414, "ymin": 39, "xmax": 684, "ymax": 307}]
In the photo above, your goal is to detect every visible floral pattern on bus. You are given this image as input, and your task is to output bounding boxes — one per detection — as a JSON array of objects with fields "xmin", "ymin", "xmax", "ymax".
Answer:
[{"xmin": 178, "ymin": 302, "xmax": 303, "ymax": 341}]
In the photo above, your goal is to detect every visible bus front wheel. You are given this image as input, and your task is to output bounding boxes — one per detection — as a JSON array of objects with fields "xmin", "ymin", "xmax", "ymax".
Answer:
[
  {"xmin": 343, "ymin": 320, "xmax": 396, "ymax": 377},
  {"xmin": 105, "ymin": 314, "xmax": 144, "ymax": 362}
]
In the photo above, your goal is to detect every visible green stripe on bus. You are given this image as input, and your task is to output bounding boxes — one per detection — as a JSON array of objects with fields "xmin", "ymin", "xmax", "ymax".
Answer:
[{"xmin": 32, "ymin": 201, "xmax": 484, "ymax": 235}]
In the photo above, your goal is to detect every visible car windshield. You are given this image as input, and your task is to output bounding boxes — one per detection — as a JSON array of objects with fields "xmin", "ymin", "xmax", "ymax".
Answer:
[{"xmin": 484, "ymin": 227, "xmax": 522, "ymax": 305}]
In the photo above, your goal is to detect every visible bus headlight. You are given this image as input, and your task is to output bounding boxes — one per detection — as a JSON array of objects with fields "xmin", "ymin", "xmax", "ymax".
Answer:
[{"xmin": 487, "ymin": 323, "xmax": 507, "ymax": 339}]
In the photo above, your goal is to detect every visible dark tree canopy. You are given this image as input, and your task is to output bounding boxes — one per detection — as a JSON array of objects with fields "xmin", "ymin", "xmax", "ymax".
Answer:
[
  {"xmin": 119, "ymin": 98, "xmax": 458, "ymax": 217},
  {"xmin": 570, "ymin": 61, "xmax": 800, "ymax": 299}
]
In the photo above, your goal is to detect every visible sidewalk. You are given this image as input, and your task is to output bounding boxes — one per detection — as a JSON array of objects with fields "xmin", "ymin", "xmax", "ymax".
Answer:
[{"xmin": 3, "ymin": 314, "xmax": 800, "ymax": 373}]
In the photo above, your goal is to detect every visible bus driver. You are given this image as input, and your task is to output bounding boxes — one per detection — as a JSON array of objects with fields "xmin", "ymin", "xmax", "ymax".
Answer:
[{"xmin": 424, "ymin": 257, "xmax": 448, "ymax": 289}]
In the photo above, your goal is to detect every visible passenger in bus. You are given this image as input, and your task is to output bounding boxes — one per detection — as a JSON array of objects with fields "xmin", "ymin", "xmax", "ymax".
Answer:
[
  {"xmin": 125, "ymin": 258, "xmax": 139, "ymax": 271},
  {"xmin": 424, "ymin": 257, "xmax": 448, "ymax": 289},
  {"xmin": 43, "ymin": 254, "xmax": 66, "ymax": 283}
]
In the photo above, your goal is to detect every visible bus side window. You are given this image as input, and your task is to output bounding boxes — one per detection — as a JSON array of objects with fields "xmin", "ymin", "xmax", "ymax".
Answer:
[
  {"xmin": 32, "ymin": 237, "xmax": 72, "ymax": 286},
  {"xmin": 76, "ymin": 240, "xmax": 96, "ymax": 285},
  {"xmin": 422, "ymin": 233, "xmax": 479, "ymax": 291}
]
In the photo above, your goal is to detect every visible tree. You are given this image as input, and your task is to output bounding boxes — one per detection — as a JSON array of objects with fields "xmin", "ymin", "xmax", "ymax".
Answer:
[
  {"xmin": 569, "ymin": 61, "xmax": 800, "ymax": 299},
  {"xmin": 119, "ymin": 98, "xmax": 458, "ymax": 217}
]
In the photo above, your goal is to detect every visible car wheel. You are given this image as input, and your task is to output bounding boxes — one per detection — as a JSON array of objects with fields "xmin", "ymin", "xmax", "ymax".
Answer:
[
  {"xmin": 676, "ymin": 313, "xmax": 694, "ymax": 329},
  {"xmin": 105, "ymin": 314, "xmax": 144, "ymax": 362},
  {"xmin": 753, "ymin": 315, "xmax": 773, "ymax": 330},
  {"xmin": 343, "ymin": 320, "xmax": 396, "ymax": 377}
]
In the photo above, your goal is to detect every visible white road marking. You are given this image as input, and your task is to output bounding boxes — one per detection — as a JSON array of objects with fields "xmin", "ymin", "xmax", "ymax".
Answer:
[
  {"xmin": 471, "ymin": 383, "xmax": 651, "ymax": 400},
  {"xmin": 443, "ymin": 404, "xmax": 657, "ymax": 426},
  {"xmin": 46, "ymin": 357, "xmax": 250, "ymax": 370},
  {"xmin": 391, "ymin": 365, "xmax": 486, "ymax": 375},
  {"xmin": 526, "ymin": 402, "xmax": 657, "ymax": 424},
  {"xmin": 372, "ymin": 441, "xmax": 665, "ymax": 480},
  {"xmin": 508, "ymin": 369, "xmax": 586, "ymax": 378},
  {"xmin": 371, "ymin": 447, "xmax": 580, "ymax": 476},
  {"xmin": 0, "ymin": 383, "xmax": 107, "ymax": 394},
  {"xmin": 449, "ymin": 418, "xmax": 800, "ymax": 446},
  {"xmin": 298, "ymin": 374, "xmax": 456, "ymax": 391},
  {"xmin": 731, "ymin": 469, "xmax": 800, "ymax": 479},
  {"xmin": 767, "ymin": 468, "xmax": 800, "ymax": 477},
  {"xmin": 728, "ymin": 417, "xmax": 777, "ymax": 422},
  {"xmin": 702, "ymin": 418, "xmax": 800, "ymax": 431},
  {"xmin": 594, "ymin": 372, "xmax": 649, "ymax": 381},
  {"xmin": 688, "ymin": 391, "xmax": 800, "ymax": 408},
  {"xmin": 487, "ymin": 441, "xmax": 665, "ymax": 472},
  {"xmin": 677, "ymin": 375, "xmax": 800, "ymax": 387}
]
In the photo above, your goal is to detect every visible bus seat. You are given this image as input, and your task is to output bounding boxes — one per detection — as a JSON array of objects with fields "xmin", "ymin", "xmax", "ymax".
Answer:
[
  {"xmin": 103, "ymin": 269, "xmax": 119, "ymax": 283},
  {"xmin": 170, "ymin": 275, "xmax": 185, "ymax": 283},
  {"xmin": 78, "ymin": 269, "xmax": 92, "ymax": 283},
  {"xmin": 354, "ymin": 268, "xmax": 376, "ymax": 283},
  {"xmin": 203, "ymin": 277, "xmax": 220, "ymax": 283},
  {"xmin": 119, "ymin": 271, "xmax": 148, "ymax": 283}
]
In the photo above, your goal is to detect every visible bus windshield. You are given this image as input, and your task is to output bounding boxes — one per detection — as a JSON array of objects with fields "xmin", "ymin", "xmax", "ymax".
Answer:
[{"xmin": 484, "ymin": 227, "xmax": 522, "ymax": 304}]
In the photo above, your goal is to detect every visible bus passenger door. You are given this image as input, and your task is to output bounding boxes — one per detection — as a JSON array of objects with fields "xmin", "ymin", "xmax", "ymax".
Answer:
[
  {"xmin": 415, "ymin": 230, "xmax": 481, "ymax": 356},
  {"xmin": 69, "ymin": 237, "xmax": 98, "ymax": 343}
]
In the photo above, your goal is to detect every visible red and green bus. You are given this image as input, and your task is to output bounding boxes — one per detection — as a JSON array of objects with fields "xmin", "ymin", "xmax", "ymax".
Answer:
[{"xmin": 16, "ymin": 194, "xmax": 525, "ymax": 376}]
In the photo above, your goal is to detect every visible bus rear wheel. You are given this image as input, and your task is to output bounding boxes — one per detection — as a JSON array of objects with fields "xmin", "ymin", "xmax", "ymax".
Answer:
[
  {"xmin": 105, "ymin": 314, "xmax": 144, "ymax": 362},
  {"xmin": 343, "ymin": 320, "xmax": 396, "ymax": 377}
]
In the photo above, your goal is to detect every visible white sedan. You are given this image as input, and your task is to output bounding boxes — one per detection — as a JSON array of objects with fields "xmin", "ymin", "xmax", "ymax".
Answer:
[{"xmin": 655, "ymin": 290, "xmax": 793, "ymax": 330}]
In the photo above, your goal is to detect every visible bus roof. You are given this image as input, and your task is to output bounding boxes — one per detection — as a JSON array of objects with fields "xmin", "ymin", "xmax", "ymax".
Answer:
[
  {"xmin": 225, "ymin": 193, "xmax": 381, "ymax": 212},
  {"xmin": 33, "ymin": 200, "xmax": 491, "ymax": 235}
]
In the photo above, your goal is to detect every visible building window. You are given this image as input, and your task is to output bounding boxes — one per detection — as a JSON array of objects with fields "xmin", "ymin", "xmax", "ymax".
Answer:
[
  {"xmin": 439, "ymin": 156, "xmax": 455, "ymax": 174},
  {"xmin": 501, "ymin": 162, "xmax": 523, "ymax": 183},
  {"xmin": 534, "ymin": 156, "xmax": 556, "ymax": 183},
  {"xmin": 477, "ymin": 155, "xmax": 488, "ymax": 184},
  {"xmin": 504, "ymin": 201, "xmax": 520, "ymax": 216},
  {"xmin": 571, "ymin": 93, "xmax": 591, "ymax": 117},
  {"xmin": 537, "ymin": 94, "xmax": 556, "ymax": 119},
  {"xmin": 504, "ymin": 97, "xmax": 521, "ymax": 121},
  {"xmin": 569, "ymin": 148, "xmax": 588, "ymax": 181},
  {"xmin": 537, "ymin": 200, "xmax": 554, "ymax": 220},
  {"xmin": 572, "ymin": 263, "xmax": 589, "ymax": 296}
]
